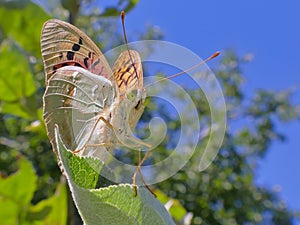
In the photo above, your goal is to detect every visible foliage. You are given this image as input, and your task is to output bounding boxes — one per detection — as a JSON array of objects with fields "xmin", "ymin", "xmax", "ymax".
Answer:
[
  {"xmin": 0, "ymin": 1, "xmax": 299, "ymax": 225},
  {"xmin": 0, "ymin": 156, "xmax": 67, "ymax": 225},
  {"xmin": 53, "ymin": 126, "xmax": 175, "ymax": 225}
]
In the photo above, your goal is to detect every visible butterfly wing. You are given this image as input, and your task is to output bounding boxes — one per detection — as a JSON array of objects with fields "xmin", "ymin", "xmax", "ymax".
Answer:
[
  {"xmin": 41, "ymin": 20, "xmax": 147, "ymax": 154},
  {"xmin": 43, "ymin": 66, "xmax": 116, "ymax": 154},
  {"xmin": 112, "ymin": 50, "xmax": 146, "ymax": 134},
  {"xmin": 112, "ymin": 50, "xmax": 143, "ymax": 96},
  {"xmin": 41, "ymin": 19, "xmax": 112, "ymax": 82}
]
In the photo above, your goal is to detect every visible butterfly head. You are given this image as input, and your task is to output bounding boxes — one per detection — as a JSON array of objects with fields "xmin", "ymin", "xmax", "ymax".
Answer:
[{"xmin": 126, "ymin": 87, "xmax": 146, "ymax": 130}]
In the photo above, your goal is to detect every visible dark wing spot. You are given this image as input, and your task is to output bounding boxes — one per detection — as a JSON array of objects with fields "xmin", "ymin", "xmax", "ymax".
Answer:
[
  {"xmin": 59, "ymin": 52, "xmax": 63, "ymax": 59},
  {"xmin": 92, "ymin": 58, "xmax": 101, "ymax": 69},
  {"xmin": 67, "ymin": 51, "xmax": 75, "ymax": 60},
  {"xmin": 88, "ymin": 52, "xmax": 92, "ymax": 58},
  {"xmin": 62, "ymin": 63, "xmax": 69, "ymax": 67},
  {"xmin": 84, "ymin": 57, "xmax": 89, "ymax": 68},
  {"xmin": 79, "ymin": 37, "xmax": 83, "ymax": 45},
  {"xmin": 74, "ymin": 62, "xmax": 83, "ymax": 68},
  {"xmin": 72, "ymin": 44, "xmax": 80, "ymax": 51}
]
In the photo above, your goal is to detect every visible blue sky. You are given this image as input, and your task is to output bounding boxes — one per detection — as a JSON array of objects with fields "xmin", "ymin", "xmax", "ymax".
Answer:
[{"xmin": 125, "ymin": 0, "xmax": 300, "ymax": 220}]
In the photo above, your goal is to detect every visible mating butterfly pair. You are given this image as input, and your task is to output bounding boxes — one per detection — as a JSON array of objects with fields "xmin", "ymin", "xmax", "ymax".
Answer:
[{"xmin": 41, "ymin": 19, "xmax": 152, "ymax": 196}]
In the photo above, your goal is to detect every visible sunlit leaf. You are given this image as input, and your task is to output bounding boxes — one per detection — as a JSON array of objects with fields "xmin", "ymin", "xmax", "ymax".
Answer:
[
  {"xmin": 55, "ymin": 126, "xmax": 175, "ymax": 225},
  {"xmin": 0, "ymin": 156, "xmax": 67, "ymax": 224},
  {"xmin": 28, "ymin": 181, "xmax": 67, "ymax": 225},
  {"xmin": 0, "ymin": 157, "xmax": 36, "ymax": 205},
  {"xmin": 155, "ymin": 189, "xmax": 187, "ymax": 222},
  {"xmin": 0, "ymin": 157, "xmax": 36, "ymax": 224},
  {"xmin": 0, "ymin": 2, "xmax": 49, "ymax": 56},
  {"xmin": 0, "ymin": 41, "xmax": 37, "ymax": 118}
]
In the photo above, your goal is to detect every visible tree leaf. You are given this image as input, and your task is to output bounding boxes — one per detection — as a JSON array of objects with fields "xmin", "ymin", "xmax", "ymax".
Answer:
[
  {"xmin": 0, "ymin": 0, "xmax": 30, "ymax": 9},
  {"xmin": 0, "ymin": 40, "xmax": 37, "ymax": 118},
  {"xmin": 0, "ymin": 156, "xmax": 37, "ymax": 224},
  {"xmin": 100, "ymin": 0, "xmax": 140, "ymax": 16},
  {"xmin": 54, "ymin": 126, "xmax": 175, "ymax": 225},
  {"xmin": 28, "ymin": 181, "xmax": 67, "ymax": 225},
  {"xmin": 0, "ymin": 156, "xmax": 37, "ymax": 205},
  {"xmin": 0, "ymin": 2, "xmax": 50, "ymax": 57},
  {"xmin": 0, "ymin": 156, "xmax": 67, "ymax": 224},
  {"xmin": 155, "ymin": 189, "xmax": 187, "ymax": 222}
]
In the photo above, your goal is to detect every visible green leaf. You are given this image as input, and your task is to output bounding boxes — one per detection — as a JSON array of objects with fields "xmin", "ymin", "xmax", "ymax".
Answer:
[
  {"xmin": 0, "ymin": 0, "xmax": 30, "ymax": 9},
  {"xmin": 0, "ymin": 200, "xmax": 19, "ymax": 225},
  {"xmin": 0, "ymin": 2, "xmax": 50, "ymax": 57},
  {"xmin": 0, "ymin": 156, "xmax": 37, "ymax": 224},
  {"xmin": 28, "ymin": 181, "xmax": 67, "ymax": 225},
  {"xmin": 0, "ymin": 156, "xmax": 67, "ymax": 225},
  {"xmin": 0, "ymin": 41, "xmax": 35, "ymax": 101},
  {"xmin": 0, "ymin": 40, "xmax": 37, "ymax": 118},
  {"xmin": 100, "ymin": 0, "xmax": 140, "ymax": 16},
  {"xmin": 155, "ymin": 189, "xmax": 187, "ymax": 222},
  {"xmin": 0, "ymin": 156, "xmax": 37, "ymax": 205},
  {"xmin": 54, "ymin": 126, "xmax": 175, "ymax": 225}
]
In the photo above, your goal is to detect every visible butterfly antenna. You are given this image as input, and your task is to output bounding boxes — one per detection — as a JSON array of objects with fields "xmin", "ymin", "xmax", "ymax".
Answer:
[
  {"xmin": 121, "ymin": 11, "xmax": 140, "ymax": 86},
  {"xmin": 145, "ymin": 51, "xmax": 220, "ymax": 88},
  {"xmin": 121, "ymin": 11, "xmax": 129, "ymax": 47}
]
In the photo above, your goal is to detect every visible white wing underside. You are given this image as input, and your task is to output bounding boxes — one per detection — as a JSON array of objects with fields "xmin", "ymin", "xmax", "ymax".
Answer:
[{"xmin": 43, "ymin": 66, "xmax": 149, "ymax": 160}]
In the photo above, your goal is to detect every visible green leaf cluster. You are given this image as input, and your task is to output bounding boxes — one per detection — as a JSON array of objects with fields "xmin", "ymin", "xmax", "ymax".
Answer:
[{"xmin": 0, "ymin": 157, "xmax": 67, "ymax": 225}]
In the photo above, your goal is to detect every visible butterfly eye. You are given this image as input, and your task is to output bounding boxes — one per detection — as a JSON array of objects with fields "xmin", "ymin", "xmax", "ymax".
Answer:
[{"xmin": 134, "ymin": 99, "xmax": 142, "ymax": 110}]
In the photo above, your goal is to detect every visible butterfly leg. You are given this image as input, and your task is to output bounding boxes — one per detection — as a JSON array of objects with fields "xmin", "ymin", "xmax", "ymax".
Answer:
[
  {"xmin": 132, "ymin": 147, "xmax": 157, "ymax": 197},
  {"xmin": 74, "ymin": 115, "xmax": 156, "ymax": 197},
  {"xmin": 73, "ymin": 116, "xmax": 113, "ymax": 153}
]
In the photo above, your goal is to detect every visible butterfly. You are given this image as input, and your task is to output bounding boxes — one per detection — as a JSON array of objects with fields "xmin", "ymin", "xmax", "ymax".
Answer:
[{"xmin": 41, "ymin": 19, "xmax": 153, "ymax": 196}]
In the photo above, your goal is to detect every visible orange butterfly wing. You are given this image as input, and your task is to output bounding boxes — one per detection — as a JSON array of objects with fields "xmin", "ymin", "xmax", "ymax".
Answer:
[{"xmin": 41, "ymin": 19, "xmax": 112, "ymax": 82}]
